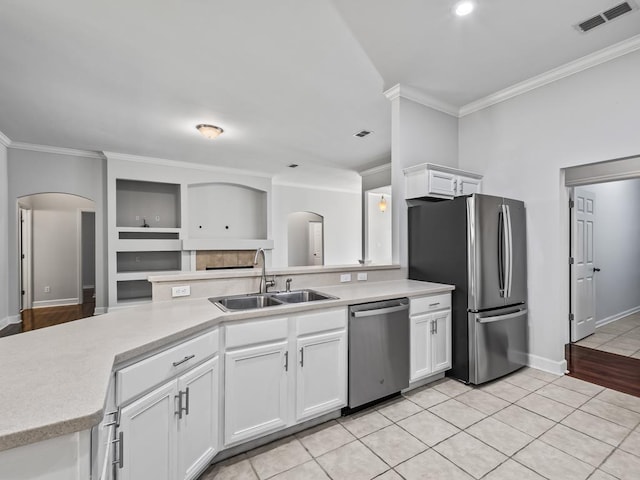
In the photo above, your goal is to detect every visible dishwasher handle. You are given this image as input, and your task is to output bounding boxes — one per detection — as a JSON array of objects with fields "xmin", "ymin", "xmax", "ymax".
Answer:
[{"xmin": 352, "ymin": 304, "xmax": 409, "ymax": 318}]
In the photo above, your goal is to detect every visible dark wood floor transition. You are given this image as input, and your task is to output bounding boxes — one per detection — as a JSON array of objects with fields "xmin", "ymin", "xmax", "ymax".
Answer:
[
  {"xmin": 566, "ymin": 343, "xmax": 640, "ymax": 397},
  {"xmin": 21, "ymin": 288, "xmax": 96, "ymax": 332}
]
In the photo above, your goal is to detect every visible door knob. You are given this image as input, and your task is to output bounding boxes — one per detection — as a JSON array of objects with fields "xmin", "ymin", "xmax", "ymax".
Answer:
[{"xmin": 593, "ymin": 267, "xmax": 601, "ymax": 272}]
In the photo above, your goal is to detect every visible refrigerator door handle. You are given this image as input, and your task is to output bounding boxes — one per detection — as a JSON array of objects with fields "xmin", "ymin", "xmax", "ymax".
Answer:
[
  {"xmin": 499, "ymin": 205, "xmax": 508, "ymax": 297},
  {"xmin": 477, "ymin": 308, "xmax": 527, "ymax": 323},
  {"xmin": 505, "ymin": 204, "xmax": 513, "ymax": 298}
]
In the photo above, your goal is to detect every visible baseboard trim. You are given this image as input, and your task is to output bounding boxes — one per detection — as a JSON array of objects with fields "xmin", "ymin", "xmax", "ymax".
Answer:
[
  {"xmin": 596, "ymin": 305, "xmax": 640, "ymax": 328},
  {"xmin": 32, "ymin": 298, "xmax": 79, "ymax": 309},
  {"xmin": 527, "ymin": 354, "xmax": 568, "ymax": 376},
  {"xmin": 94, "ymin": 307, "xmax": 107, "ymax": 315},
  {"xmin": 0, "ymin": 315, "xmax": 22, "ymax": 330}
]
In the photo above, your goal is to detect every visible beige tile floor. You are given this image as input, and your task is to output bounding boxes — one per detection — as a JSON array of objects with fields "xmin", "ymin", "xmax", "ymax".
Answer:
[
  {"xmin": 575, "ymin": 312, "xmax": 640, "ymax": 358},
  {"xmin": 199, "ymin": 368, "xmax": 640, "ymax": 480}
]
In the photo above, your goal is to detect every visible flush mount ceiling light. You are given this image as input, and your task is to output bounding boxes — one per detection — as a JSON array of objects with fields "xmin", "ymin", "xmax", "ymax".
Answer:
[
  {"xmin": 196, "ymin": 124, "xmax": 224, "ymax": 139},
  {"xmin": 454, "ymin": 0, "xmax": 476, "ymax": 16}
]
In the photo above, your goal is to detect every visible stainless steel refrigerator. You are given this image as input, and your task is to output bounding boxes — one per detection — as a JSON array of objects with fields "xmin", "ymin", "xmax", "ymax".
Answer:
[{"xmin": 408, "ymin": 193, "xmax": 528, "ymax": 384}]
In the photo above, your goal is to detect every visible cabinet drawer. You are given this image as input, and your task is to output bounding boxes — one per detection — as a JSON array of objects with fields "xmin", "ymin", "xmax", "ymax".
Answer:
[
  {"xmin": 225, "ymin": 317, "xmax": 288, "ymax": 349},
  {"xmin": 410, "ymin": 293, "xmax": 451, "ymax": 316},
  {"xmin": 296, "ymin": 308, "xmax": 347, "ymax": 337},
  {"xmin": 116, "ymin": 329, "xmax": 218, "ymax": 404}
]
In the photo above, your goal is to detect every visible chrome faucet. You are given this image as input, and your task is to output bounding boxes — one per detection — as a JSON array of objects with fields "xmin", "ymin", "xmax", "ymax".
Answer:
[
  {"xmin": 254, "ymin": 248, "xmax": 275, "ymax": 294},
  {"xmin": 285, "ymin": 278, "xmax": 293, "ymax": 292}
]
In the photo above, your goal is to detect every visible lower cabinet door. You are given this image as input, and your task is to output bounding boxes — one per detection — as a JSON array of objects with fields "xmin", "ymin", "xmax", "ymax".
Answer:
[
  {"xmin": 224, "ymin": 341, "xmax": 289, "ymax": 445},
  {"xmin": 177, "ymin": 356, "xmax": 219, "ymax": 480},
  {"xmin": 117, "ymin": 382, "xmax": 177, "ymax": 480},
  {"xmin": 295, "ymin": 330, "xmax": 347, "ymax": 422},
  {"xmin": 410, "ymin": 313, "xmax": 433, "ymax": 382},
  {"xmin": 431, "ymin": 310, "xmax": 452, "ymax": 373}
]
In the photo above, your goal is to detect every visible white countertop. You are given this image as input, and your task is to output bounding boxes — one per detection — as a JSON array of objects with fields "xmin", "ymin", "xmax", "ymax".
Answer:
[{"xmin": 0, "ymin": 279, "xmax": 453, "ymax": 452}]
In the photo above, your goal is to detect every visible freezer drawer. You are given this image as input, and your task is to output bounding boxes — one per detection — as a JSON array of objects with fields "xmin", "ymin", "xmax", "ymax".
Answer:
[{"xmin": 469, "ymin": 308, "xmax": 528, "ymax": 384}]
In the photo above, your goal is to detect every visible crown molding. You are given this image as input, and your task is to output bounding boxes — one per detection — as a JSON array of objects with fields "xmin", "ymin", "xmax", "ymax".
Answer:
[
  {"xmin": 383, "ymin": 84, "xmax": 459, "ymax": 117},
  {"xmin": 359, "ymin": 163, "xmax": 391, "ymax": 176},
  {"xmin": 0, "ymin": 130, "xmax": 11, "ymax": 147},
  {"xmin": 103, "ymin": 151, "xmax": 273, "ymax": 178},
  {"xmin": 460, "ymin": 34, "xmax": 640, "ymax": 117},
  {"xmin": 271, "ymin": 179, "xmax": 361, "ymax": 194},
  {"xmin": 9, "ymin": 141, "xmax": 105, "ymax": 159}
]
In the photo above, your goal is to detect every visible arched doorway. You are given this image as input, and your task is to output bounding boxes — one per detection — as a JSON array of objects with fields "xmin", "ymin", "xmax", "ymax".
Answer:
[{"xmin": 18, "ymin": 192, "xmax": 96, "ymax": 331}]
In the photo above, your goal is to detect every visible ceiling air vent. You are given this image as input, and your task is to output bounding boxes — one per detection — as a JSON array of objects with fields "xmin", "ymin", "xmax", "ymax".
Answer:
[
  {"xmin": 353, "ymin": 130, "xmax": 373, "ymax": 138},
  {"xmin": 578, "ymin": 14, "xmax": 606, "ymax": 32},
  {"xmin": 603, "ymin": 2, "xmax": 633, "ymax": 20},
  {"xmin": 575, "ymin": 1, "xmax": 637, "ymax": 33}
]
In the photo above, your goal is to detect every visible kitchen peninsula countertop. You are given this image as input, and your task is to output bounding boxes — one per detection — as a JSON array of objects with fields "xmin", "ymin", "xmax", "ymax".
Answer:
[{"xmin": 0, "ymin": 279, "xmax": 453, "ymax": 452}]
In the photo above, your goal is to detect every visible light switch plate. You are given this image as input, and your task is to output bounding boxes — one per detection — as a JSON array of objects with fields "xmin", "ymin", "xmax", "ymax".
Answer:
[
  {"xmin": 340, "ymin": 273, "xmax": 351, "ymax": 283},
  {"xmin": 172, "ymin": 285, "xmax": 191, "ymax": 297},
  {"xmin": 357, "ymin": 272, "xmax": 368, "ymax": 281}
]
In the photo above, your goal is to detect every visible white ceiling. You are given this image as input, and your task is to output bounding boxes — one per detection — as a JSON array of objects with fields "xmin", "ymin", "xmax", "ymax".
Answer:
[{"xmin": 1, "ymin": 0, "xmax": 639, "ymax": 174}]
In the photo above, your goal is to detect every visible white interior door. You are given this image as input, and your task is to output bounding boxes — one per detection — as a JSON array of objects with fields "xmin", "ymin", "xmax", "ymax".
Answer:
[
  {"xmin": 571, "ymin": 189, "xmax": 597, "ymax": 342},
  {"xmin": 308, "ymin": 222, "xmax": 323, "ymax": 265},
  {"xmin": 19, "ymin": 208, "xmax": 32, "ymax": 310}
]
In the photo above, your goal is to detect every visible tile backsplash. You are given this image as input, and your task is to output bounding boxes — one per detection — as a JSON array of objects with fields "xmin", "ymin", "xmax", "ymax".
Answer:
[{"xmin": 195, "ymin": 250, "xmax": 257, "ymax": 270}]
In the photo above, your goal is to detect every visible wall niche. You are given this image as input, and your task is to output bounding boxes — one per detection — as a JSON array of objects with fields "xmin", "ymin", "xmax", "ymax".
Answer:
[{"xmin": 188, "ymin": 183, "xmax": 267, "ymax": 240}]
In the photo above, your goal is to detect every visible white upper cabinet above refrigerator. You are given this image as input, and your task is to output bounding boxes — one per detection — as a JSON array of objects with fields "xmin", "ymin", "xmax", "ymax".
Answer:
[{"xmin": 404, "ymin": 163, "xmax": 482, "ymax": 200}]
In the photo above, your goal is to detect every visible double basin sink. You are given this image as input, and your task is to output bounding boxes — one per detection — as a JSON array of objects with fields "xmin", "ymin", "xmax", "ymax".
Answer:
[{"xmin": 209, "ymin": 289, "xmax": 337, "ymax": 312}]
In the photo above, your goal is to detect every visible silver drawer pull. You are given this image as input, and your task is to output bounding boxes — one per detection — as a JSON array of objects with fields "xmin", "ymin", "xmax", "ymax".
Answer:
[
  {"xmin": 429, "ymin": 302, "xmax": 440, "ymax": 307},
  {"xmin": 172, "ymin": 354, "xmax": 195, "ymax": 367},
  {"xmin": 104, "ymin": 407, "xmax": 121, "ymax": 427}
]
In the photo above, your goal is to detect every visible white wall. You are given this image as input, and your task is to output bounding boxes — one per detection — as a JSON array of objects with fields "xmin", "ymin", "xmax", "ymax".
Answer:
[
  {"xmin": 458, "ymin": 49, "xmax": 640, "ymax": 372},
  {"xmin": 7, "ymin": 149, "xmax": 106, "ymax": 316},
  {"xmin": 0, "ymin": 142, "xmax": 9, "ymax": 326},
  {"xmin": 365, "ymin": 191, "xmax": 392, "ymax": 264},
  {"xmin": 390, "ymin": 97, "xmax": 459, "ymax": 266},
  {"xmin": 272, "ymin": 184, "xmax": 361, "ymax": 267},
  {"xmin": 577, "ymin": 180, "xmax": 640, "ymax": 323},
  {"xmin": 26, "ymin": 193, "xmax": 94, "ymax": 307},
  {"xmin": 287, "ymin": 211, "xmax": 323, "ymax": 266}
]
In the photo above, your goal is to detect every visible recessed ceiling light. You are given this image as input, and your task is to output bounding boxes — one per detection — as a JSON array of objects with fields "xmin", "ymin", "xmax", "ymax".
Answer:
[
  {"xmin": 196, "ymin": 124, "xmax": 224, "ymax": 139},
  {"xmin": 454, "ymin": 1, "xmax": 475, "ymax": 16},
  {"xmin": 353, "ymin": 130, "xmax": 373, "ymax": 138}
]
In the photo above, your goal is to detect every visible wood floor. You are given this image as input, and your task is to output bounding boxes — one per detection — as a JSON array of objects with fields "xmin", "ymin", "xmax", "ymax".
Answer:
[
  {"xmin": 21, "ymin": 288, "xmax": 95, "ymax": 332},
  {"xmin": 566, "ymin": 343, "xmax": 640, "ymax": 397}
]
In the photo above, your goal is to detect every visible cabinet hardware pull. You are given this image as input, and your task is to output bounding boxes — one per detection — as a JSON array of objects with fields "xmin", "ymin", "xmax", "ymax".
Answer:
[
  {"xmin": 429, "ymin": 302, "xmax": 440, "ymax": 307},
  {"xmin": 284, "ymin": 351, "xmax": 289, "ymax": 371},
  {"xmin": 172, "ymin": 354, "xmax": 195, "ymax": 367},
  {"xmin": 430, "ymin": 320, "xmax": 435, "ymax": 334},
  {"xmin": 300, "ymin": 347, "xmax": 304, "ymax": 367},
  {"xmin": 434, "ymin": 321, "xmax": 438, "ymax": 334},
  {"xmin": 175, "ymin": 389, "xmax": 189, "ymax": 418},
  {"xmin": 104, "ymin": 407, "xmax": 121, "ymax": 427},
  {"xmin": 112, "ymin": 431, "xmax": 124, "ymax": 469}
]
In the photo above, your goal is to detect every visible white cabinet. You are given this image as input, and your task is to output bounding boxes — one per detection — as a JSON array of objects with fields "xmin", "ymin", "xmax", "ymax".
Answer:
[
  {"xmin": 223, "ymin": 308, "xmax": 347, "ymax": 447},
  {"xmin": 410, "ymin": 294, "xmax": 452, "ymax": 382},
  {"xmin": 114, "ymin": 327, "xmax": 220, "ymax": 480},
  {"xmin": 178, "ymin": 357, "xmax": 219, "ymax": 480},
  {"xmin": 296, "ymin": 329, "xmax": 347, "ymax": 422},
  {"xmin": 404, "ymin": 163, "xmax": 482, "ymax": 200},
  {"xmin": 118, "ymin": 381, "xmax": 176, "ymax": 480},
  {"xmin": 224, "ymin": 341, "xmax": 289, "ymax": 445}
]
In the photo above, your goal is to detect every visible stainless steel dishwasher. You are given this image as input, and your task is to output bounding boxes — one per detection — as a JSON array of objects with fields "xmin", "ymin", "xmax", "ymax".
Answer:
[{"xmin": 348, "ymin": 298, "xmax": 410, "ymax": 409}]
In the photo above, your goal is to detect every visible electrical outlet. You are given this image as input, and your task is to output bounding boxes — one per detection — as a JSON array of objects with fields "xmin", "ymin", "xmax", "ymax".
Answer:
[
  {"xmin": 155, "ymin": 215, "xmax": 160, "ymax": 222},
  {"xmin": 172, "ymin": 285, "xmax": 191, "ymax": 297},
  {"xmin": 357, "ymin": 272, "xmax": 368, "ymax": 281},
  {"xmin": 135, "ymin": 215, "xmax": 140, "ymax": 221},
  {"xmin": 340, "ymin": 273, "xmax": 351, "ymax": 283},
  {"xmin": 44, "ymin": 285, "xmax": 51, "ymax": 293}
]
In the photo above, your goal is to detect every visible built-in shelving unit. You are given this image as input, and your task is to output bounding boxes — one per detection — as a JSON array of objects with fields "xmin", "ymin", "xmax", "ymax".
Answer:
[
  {"xmin": 109, "ymin": 176, "xmax": 186, "ymax": 308},
  {"xmin": 106, "ymin": 154, "xmax": 273, "ymax": 310}
]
